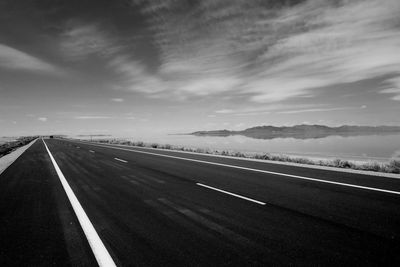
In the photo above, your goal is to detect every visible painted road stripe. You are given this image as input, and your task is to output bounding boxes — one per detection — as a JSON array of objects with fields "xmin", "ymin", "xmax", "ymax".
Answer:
[
  {"xmin": 42, "ymin": 140, "xmax": 116, "ymax": 267},
  {"xmin": 78, "ymin": 142, "xmax": 400, "ymax": 196},
  {"xmin": 114, "ymin": 157, "xmax": 127, "ymax": 163},
  {"xmin": 197, "ymin": 183, "xmax": 266, "ymax": 205},
  {"xmin": 89, "ymin": 150, "xmax": 95, "ymax": 153}
]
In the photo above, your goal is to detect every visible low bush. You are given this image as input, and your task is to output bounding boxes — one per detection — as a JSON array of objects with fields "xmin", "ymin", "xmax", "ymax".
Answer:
[
  {"xmin": 164, "ymin": 144, "xmax": 172, "ymax": 149},
  {"xmin": 0, "ymin": 136, "xmax": 37, "ymax": 158}
]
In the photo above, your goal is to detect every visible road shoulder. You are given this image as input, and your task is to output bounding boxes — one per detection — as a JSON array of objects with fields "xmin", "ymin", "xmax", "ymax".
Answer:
[{"xmin": 0, "ymin": 138, "xmax": 37, "ymax": 175}]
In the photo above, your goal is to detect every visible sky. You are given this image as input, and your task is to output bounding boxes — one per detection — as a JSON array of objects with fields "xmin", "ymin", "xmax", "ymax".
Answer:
[{"xmin": 1, "ymin": 0, "xmax": 400, "ymax": 137}]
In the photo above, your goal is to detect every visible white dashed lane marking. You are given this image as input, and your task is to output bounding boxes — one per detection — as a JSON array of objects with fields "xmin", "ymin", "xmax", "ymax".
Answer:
[
  {"xmin": 114, "ymin": 157, "xmax": 128, "ymax": 163},
  {"xmin": 196, "ymin": 183, "xmax": 266, "ymax": 205}
]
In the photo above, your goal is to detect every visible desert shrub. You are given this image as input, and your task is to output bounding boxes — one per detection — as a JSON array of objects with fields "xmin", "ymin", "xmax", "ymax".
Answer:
[
  {"xmin": 332, "ymin": 159, "xmax": 353, "ymax": 168},
  {"xmin": 0, "ymin": 136, "xmax": 37, "ymax": 157},
  {"xmin": 151, "ymin": 143, "xmax": 159, "ymax": 148},
  {"xmin": 164, "ymin": 144, "xmax": 172, "ymax": 149},
  {"xmin": 271, "ymin": 155, "xmax": 287, "ymax": 162},
  {"xmin": 234, "ymin": 152, "xmax": 245, "ymax": 157},
  {"xmin": 294, "ymin": 158, "xmax": 314, "ymax": 165},
  {"xmin": 196, "ymin": 148, "xmax": 205, "ymax": 153},
  {"xmin": 136, "ymin": 141, "xmax": 144, "ymax": 147},
  {"xmin": 221, "ymin": 150, "xmax": 230, "ymax": 156},
  {"xmin": 360, "ymin": 161, "xmax": 382, "ymax": 172},
  {"xmin": 332, "ymin": 159, "xmax": 341, "ymax": 167},
  {"xmin": 383, "ymin": 160, "xmax": 400, "ymax": 174},
  {"xmin": 258, "ymin": 154, "xmax": 266, "ymax": 160}
]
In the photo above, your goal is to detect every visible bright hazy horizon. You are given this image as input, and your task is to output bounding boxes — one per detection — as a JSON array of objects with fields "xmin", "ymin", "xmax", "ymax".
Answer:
[{"xmin": 1, "ymin": 0, "xmax": 400, "ymax": 137}]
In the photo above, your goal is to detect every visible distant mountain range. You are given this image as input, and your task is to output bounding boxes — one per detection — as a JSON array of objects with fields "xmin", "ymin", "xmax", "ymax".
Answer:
[{"xmin": 190, "ymin": 125, "xmax": 400, "ymax": 140}]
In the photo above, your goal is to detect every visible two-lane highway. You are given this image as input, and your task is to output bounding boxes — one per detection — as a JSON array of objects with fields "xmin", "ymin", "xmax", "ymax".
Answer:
[{"xmin": 1, "ymin": 138, "xmax": 400, "ymax": 266}]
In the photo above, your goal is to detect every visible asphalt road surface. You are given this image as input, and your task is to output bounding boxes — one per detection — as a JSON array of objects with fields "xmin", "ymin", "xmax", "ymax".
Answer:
[{"xmin": 1, "ymin": 138, "xmax": 400, "ymax": 266}]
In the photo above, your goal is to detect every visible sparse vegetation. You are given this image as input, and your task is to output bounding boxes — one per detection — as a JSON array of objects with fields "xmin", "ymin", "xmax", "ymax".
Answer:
[
  {"xmin": 0, "ymin": 136, "xmax": 38, "ymax": 158},
  {"xmin": 84, "ymin": 138, "xmax": 400, "ymax": 174}
]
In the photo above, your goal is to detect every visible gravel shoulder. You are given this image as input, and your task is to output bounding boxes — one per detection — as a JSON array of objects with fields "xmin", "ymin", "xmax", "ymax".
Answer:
[{"xmin": 0, "ymin": 139, "xmax": 37, "ymax": 175}]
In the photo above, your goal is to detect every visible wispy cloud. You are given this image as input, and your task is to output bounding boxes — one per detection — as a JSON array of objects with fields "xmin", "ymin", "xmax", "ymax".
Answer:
[
  {"xmin": 277, "ymin": 107, "xmax": 357, "ymax": 114},
  {"xmin": 74, "ymin": 116, "xmax": 112, "ymax": 119},
  {"xmin": 215, "ymin": 109, "xmax": 234, "ymax": 114},
  {"xmin": 125, "ymin": 0, "xmax": 400, "ymax": 103},
  {"xmin": 110, "ymin": 56, "xmax": 164, "ymax": 95},
  {"xmin": 51, "ymin": 1, "xmax": 400, "ymax": 105},
  {"xmin": 213, "ymin": 105, "xmax": 365, "ymax": 116},
  {"xmin": 111, "ymin": 98, "xmax": 124, "ymax": 102},
  {"xmin": 0, "ymin": 44, "xmax": 60, "ymax": 74},
  {"xmin": 38, "ymin": 117, "xmax": 48, "ymax": 122},
  {"xmin": 213, "ymin": 104, "xmax": 315, "ymax": 116},
  {"xmin": 60, "ymin": 23, "xmax": 120, "ymax": 60},
  {"xmin": 244, "ymin": 0, "xmax": 400, "ymax": 102},
  {"xmin": 381, "ymin": 77, "xmax": 400, "ymax": 101}
]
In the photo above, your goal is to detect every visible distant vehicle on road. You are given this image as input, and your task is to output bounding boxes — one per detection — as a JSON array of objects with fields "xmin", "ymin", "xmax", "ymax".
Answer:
[{"xmin": 49, "ymin": 136, "xmax": 54, "ymax": 138}]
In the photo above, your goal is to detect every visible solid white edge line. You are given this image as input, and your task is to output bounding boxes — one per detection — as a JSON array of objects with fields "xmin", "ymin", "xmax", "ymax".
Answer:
[
  {"xmin": 76, "ymin": 142, "xmax": 400, "ymax": 196},
  {"xmin": 114, "ymin": 157, "xmax": 127, "ymax": 163},
  {"xmin": 42, "ymin": 139, "xmax": 116, "ymax": 267},
  {"xmin": 89, "ymin": 150, "xmax": 95, "ymax": 153},
  {"xmin": 197, "ymin": 183, "xmax": 266, "ymax": 205}
]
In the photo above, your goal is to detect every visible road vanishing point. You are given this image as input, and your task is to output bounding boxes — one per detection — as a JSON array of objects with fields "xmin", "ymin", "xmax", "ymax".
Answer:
[{"xmin": 1, "ymin": 138, "xmax": 399, "ymax": 266}]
